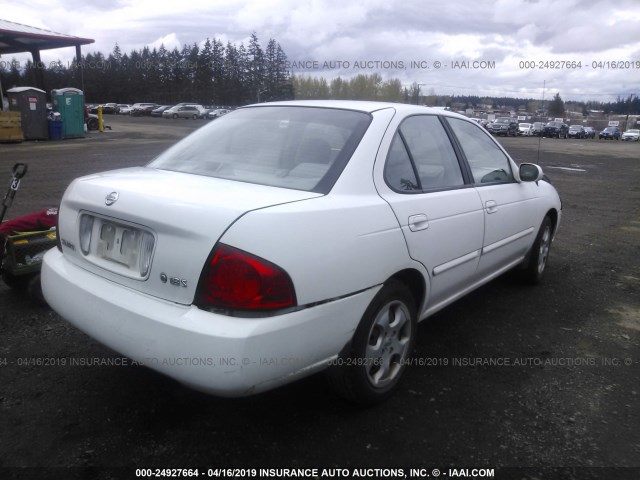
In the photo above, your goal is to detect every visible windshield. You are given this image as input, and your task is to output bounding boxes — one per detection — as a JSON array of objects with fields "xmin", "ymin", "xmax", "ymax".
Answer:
[
  {"xmin": 546, "ymin": 122, "xmax": 561, "ymax": 127},
  {"xmin": 149, "ymin": 106, "xmax": 372, "ymax": 193},
  {"xmin": 495, "ymin": 118, "xmax": 510, "ymax": 124},
  {"xmin": 570, "ymin": 125, "xmax": 582, "ymax": 129}
]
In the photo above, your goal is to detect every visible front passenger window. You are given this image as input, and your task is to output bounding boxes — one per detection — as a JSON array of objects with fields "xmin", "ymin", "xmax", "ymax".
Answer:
[
  {"xmin": 384, "ymin": 115, "xmax": 465, "ymax": 193},
  {"xmin": 447, "ymin": 118, "xmax": 514, "ymax": 184}
]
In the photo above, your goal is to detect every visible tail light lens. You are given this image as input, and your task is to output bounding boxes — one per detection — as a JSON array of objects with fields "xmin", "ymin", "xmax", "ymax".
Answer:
[
  {"xmin": 79, "ymin": 214, "xmax": 94, "ymax": 255},
  {"xmin": 139, "ymin": 232, "xmax": 155, "ymax": 277},
  {"xmin": 196, "ymin": 244, "xmax": 296, "ymax": 311}
]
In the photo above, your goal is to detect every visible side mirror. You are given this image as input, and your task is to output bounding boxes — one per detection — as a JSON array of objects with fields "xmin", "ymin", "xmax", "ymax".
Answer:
[{"xmin": 519, "ymin": 163, "xmax": 544, "ymax": 183}]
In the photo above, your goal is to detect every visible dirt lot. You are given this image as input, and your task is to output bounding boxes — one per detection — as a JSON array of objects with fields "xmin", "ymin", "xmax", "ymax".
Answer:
[{"xmin": 0, "ymin": 115, "xmax": 639, "ymax": 480}]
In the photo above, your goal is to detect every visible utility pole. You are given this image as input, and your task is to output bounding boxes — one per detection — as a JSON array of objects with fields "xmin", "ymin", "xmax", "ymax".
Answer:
[{"xmin": 625, "ymin": 94, "xmax": 635, "ymax": 131}]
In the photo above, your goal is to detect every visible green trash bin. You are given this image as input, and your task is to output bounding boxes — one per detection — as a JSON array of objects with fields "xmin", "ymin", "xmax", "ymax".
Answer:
[{"xmin": 51, "ymin": 88, "xmax": 85, "ymax": 139}]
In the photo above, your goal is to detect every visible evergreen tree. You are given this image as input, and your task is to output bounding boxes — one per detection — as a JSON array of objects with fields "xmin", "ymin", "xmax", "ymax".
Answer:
[
  {"xmin": 548, "ymin": 92, "xmax": 565, "ymax": 117},
  {"xmin": 196, "ymin": 39, "xmax": 214, "ymax": 104},
  {"xmin": 210, "ymin": 39, "xmax": 225, "ymax": 105},
  {"xmin": 247, "ymin": 33, "xmax": 265, "ymax": 103}
]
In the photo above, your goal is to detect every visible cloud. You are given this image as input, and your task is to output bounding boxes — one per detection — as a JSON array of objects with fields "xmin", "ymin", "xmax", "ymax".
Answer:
[{"xmin": 1, "ymin": 0, "xmax": 639, "ymax": 100}]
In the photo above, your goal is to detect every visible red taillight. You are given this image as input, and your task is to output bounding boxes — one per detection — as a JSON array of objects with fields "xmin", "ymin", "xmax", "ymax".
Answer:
[{"xmin": 196, "ymin": 244, "xmax": 296, "ymax": 311}]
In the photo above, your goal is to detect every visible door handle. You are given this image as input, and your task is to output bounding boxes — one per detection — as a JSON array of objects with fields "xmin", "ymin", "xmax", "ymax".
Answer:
[
  {"xmin": 408, "ymin": 214, "xmax": 429, "ymax": 231},
  {"xmin": 485, "ymin": 200, "xmax": 498, "ymax": 214}
]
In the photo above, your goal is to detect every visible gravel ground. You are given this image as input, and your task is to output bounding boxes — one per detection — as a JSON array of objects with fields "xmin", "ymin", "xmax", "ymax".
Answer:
[{"xmin": 0, "ymin": 116, "xmax": 638, "ymax": 480}]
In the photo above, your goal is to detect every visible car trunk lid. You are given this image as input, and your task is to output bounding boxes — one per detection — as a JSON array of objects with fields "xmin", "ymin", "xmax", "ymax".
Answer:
[{"xmin": 57, "ymin": 167, "xmax": 322, "ymax": 304}]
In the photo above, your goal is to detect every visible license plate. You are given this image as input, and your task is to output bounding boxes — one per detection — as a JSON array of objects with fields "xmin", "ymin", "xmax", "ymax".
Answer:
[
  {"xmin": 80, "ymin": 214, "xmax": 155, "ymax": 278},
  {"xmin": 96, "ymin": 221, "xmax": 143, "ymax": 268}
]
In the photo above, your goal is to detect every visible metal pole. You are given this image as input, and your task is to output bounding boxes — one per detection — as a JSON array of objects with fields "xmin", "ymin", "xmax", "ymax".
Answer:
[{"xmin": 0, "ymin": 73, "xmax": 4, "ymax": 111}]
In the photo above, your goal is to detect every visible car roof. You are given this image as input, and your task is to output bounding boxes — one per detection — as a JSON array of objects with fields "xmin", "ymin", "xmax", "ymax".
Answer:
[{"xmin": 242, "ymin": 100, "xmax": 470, "ymax": 120}]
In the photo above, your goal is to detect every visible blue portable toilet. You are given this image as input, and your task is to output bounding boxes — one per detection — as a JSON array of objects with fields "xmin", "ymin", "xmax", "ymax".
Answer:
[{"xmin": 51, "ymin": 88, "xmax": 85, "ymax": 138}]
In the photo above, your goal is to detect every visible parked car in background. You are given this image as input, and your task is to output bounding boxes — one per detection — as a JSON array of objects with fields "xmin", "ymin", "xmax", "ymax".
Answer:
[
  {"xmin": 599, "ymin": 126, "xmax": 621, "ymax": 140},
  {"xmin": 518, "ymin": 123, "xmax": 534, "ymax": 136},
  {"xmin": 102, "ymin": 103, "xmax": 118, "ymax": 114},
  {"xmin": 207, "ymin": 108, "xmax": 231, "ymax": 120},
  {"xmin": 42, "ymin": 100, "xmax": 561, "ymax": 404},
  {"xmin": 150, "ymin": 105, "xmax": 173, "ymax": 117},
  {"xmin": 583, "ymin": 127, "xmax": 596, "ymax": 139},
  {"xmin": 487, "ymin": 117, "xmax": 518, "ymax": 136},
  {"xmin": 131, "ymin": 103, "xmax": 160, "ymax": 116},
  {"xmin": 567, "ymin": 125, "xmax": 585, "ymax": 139},
  {"xmin": 469, "ymin": 118, "xmax": 489, "ymax": 129},
  {"xmin": 85, "ymin": 113, "xmax": 99, "ymax": 130},
  {"xmin": 621, "ymin": 129, "xmax": 640, "ymax": 141},
  {"xmin": 543, "ymin": 121, "xmax": 569, "ymax": 139},
  {"xmin": 90, "ymin": 103, "xmax": 118, "ymax": 114},
  {"xmin": 164, "ymin": 104, "xmax": 207, "ymax": 119},
  {"xmin": 116, "ymin": 104, "xmax": 132, "ymax": 114},
  {"xmin": 531, "ymin": 122, "xmax": 545, "ymax": 136}
]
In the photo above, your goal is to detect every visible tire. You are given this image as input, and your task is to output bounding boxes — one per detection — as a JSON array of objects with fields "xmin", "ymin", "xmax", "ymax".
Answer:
[
  {"xmin": 326, "ymin": 280, "xmax": 417, "ymax": 405},
  {"xmin": 522, "ymin": 216, "xmax": 553, "ymax": 285},
  {"xmin": 172, "ymin": 113, "xmax": 178, "ymax": 119},
  {"xmin": 2, "ymin": 271, "xmax": 31, "ymax": 290},
  {"xmin": 192, "ymin": 114, "xmax": 198, "ymax": 120},
  {"xmin": 87, "ymin": 118, "xmax": 98, "ymax": 130},
  {"xmin": 27, "ymin": 273, "xmax": 47, "ymax": 306}
]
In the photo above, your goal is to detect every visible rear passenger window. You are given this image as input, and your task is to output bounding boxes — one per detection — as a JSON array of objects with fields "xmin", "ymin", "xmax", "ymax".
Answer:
[
  {"xmin": 384, "ymin": 115, "xmax": 464, "ymax": 193},
  {"xmin": 384, "ymin": 133, "xmax": 420, "ymax": 192},
  {"xmin": 447, "ymin": 118, "xmax": 514, "ymax": 184}
]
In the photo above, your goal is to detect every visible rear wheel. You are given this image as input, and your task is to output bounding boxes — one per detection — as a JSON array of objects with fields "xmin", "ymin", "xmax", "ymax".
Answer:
[
  {"xmin": 2, "ymin": 271, "xmax": 31, "ymax": 290},
  {"xmin": 522, "ymin": 216, "xmax": 553, "ymax": 285},
  {"xmin": 27, "ymin": 273, "xmax": 47, "ymax": 306},
  {"xmin": 327, "ymin": 280, "xmax": 417, "ymax": 405}
]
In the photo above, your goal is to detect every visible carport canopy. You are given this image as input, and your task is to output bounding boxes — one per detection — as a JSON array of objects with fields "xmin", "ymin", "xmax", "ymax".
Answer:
[{"xmin": 0, "ymin": 18, "xmax": 94, "ymax": 108}]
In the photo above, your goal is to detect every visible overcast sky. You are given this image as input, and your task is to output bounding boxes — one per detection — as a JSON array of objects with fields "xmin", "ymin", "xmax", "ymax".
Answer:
[{"xmin": 3, "ymin": 0, "xmax": 640, "ymax": 102}]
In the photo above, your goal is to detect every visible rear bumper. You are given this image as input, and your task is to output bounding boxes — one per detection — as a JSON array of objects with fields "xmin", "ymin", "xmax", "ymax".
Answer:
[{"xmin": 42, "ymin": 249, "xmax": 378, "ymax": 396}]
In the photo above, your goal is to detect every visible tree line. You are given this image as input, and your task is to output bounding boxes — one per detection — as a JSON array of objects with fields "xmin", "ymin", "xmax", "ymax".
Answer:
[
  {"xmin": 292, "ymin": 76, "xmax": 639, "ymax": 115},
  {"xmin": 0, "ymin": 33, "xmax": 293, "ymax": 106},
  {"xmin": 2, "ymin": 42, "xmax": 638, "ymax": 115}
]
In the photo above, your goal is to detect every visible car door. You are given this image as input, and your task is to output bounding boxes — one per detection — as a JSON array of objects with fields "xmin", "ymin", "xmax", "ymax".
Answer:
[
  {"xmin": 375, "ymin": 115, "xmax": 485, "ymax": 310},
  {"xmin": 445, "ymin": 117, "xmax": 538, "ymax": 278}
]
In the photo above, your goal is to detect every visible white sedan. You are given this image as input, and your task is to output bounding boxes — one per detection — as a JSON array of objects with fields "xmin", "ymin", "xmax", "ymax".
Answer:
[
  {"xmin": 621, "ymin": 129, "xmax": 639, "ymax": 141},
  {"xmin": 42, "ymin": 100, "xmax": 561, "ymax": 404},
  {"xmin": 517, "ymin": 122, "xmax": 534, "ymax": 136}
]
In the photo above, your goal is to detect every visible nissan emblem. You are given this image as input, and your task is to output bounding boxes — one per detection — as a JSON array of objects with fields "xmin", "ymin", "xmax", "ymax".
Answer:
[{"xmin": 105, "ymin": 191, "xmax": 119, "ymax": 206}]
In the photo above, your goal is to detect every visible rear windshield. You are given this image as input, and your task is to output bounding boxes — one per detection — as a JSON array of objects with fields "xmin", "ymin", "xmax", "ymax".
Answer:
[{"xmin": 149, "ymin": 106, "xmax": 372, "ymax": 193}]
